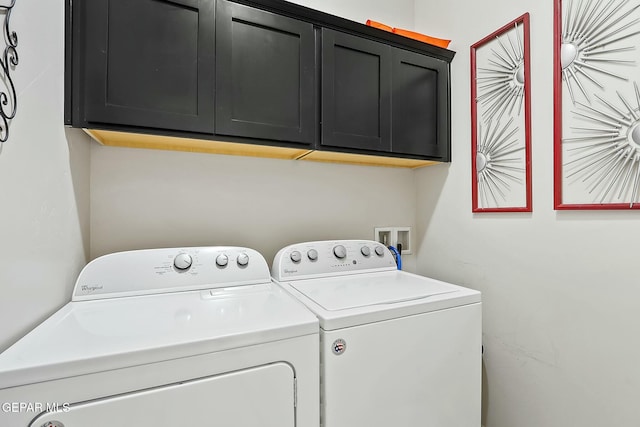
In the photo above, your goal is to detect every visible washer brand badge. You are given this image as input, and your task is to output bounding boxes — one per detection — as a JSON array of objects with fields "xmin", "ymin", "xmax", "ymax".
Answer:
[
  {"xmin": 81, "ymin": 284, "xmax": 103, "ymax": 294},
  {"xmin": 284, "ymin": 269, "xmax": 298, "ymax": 274},
  {"xmin": 332, "ymin": 339, "xmax": 347, "ymax": 355}
]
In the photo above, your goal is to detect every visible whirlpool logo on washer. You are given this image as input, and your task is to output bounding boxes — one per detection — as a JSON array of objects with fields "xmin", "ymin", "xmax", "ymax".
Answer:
[{"xmin": 331, "ymin": 339, "xmax": 347, "ymax": 355}]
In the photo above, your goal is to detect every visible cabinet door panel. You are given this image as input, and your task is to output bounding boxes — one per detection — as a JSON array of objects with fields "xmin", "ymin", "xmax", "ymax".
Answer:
[
  {"xmin": 392, "ymin": 48, "xmax": 449, "ymax": 159},
  {"xmin": 84, "ymin": 0, "xmax": 214, "ymax": 133},
  {"xmin": 321, "ymin": 29, "xmax": 391, "ymax": 152},
  {"xmin": 215, "ymin": 0, "xmax": 315, "ymax": 145}
]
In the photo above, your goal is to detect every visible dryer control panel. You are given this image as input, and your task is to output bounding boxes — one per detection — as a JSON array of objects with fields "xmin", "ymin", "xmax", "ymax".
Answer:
[
  {"xmin": 271, "ymin": 240, "xmax": 397, "ymax": 281},
  {"xmin": 73, "ymin": 247, "xmax": 271, "ymax": 301}
]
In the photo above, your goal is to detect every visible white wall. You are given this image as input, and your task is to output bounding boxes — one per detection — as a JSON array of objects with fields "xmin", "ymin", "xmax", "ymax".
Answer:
[
  {"xmin": 413, "ymin": 1, "xmax": 640, "ymax": 426},
  {"xmin": 89, "ymin": 0, "xmax": 418, "ymax": 268},
  {"xmin": 90, "ymin": 146, "xmax": 417, "ymax": 269},
  {"xmin": 8, "ymin": 1, "xmax": 636, "ymax": 425},
  {"xmin": 292, "ymin": 0, "xmax": 414, "ymax": 30},
  {"xmin": 0, "ymin": 0, "xmax": 90, "ymax": 352}
]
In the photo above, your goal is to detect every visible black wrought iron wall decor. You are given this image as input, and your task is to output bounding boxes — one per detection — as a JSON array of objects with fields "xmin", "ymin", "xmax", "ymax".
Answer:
[{"xmin": 0, "ymin": 0, "xmax": 18, "ymax": 143}]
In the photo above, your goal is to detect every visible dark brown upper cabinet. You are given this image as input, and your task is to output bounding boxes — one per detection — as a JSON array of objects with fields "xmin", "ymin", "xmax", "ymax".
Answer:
[
  {"xmin": 321, "ymin": 29, "xmax": 450, "ymax": 161},
  {"xmin": 321, "ymin": 29, "xmax": 392, "ymax": 152},
  {"xmin": 66, "ymin": 0, "xmax": 454, "ymax": 166},
  {"xmin": 391, "ymin": 47, "xmax": 450, "ymax": 160},
  {"xmin": 215, "ymin": 0, "xmax": 316, "ymax": 145},
  {"xmin": 76, "ymin": 0, "xmax": 215, "ymax": 133}
]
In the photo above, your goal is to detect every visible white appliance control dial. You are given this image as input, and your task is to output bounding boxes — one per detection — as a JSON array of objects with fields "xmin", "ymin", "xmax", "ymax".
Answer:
[
  {"xmin": 237, "ymin": 252, "xmax": 249, "ymax": 266},
  {"xmin": 216, "ymin": 253, "xmax": 229, "ymax": 267},
  {"xmin": 173, "ymin": 253, "xmax": 192, "ymax": 270},
  {"xmin": 307, "ymin": 249, "xmax": 318, "ymax": 261},
  {"xmin": 333, "ymin": 245, "xmax": 347, "ymax": 259},
  {"xmin": 375, "ymin": 246, "xmax": 386, "ymax": 256},
  {"xmin": 361, "ymin": 246, "xmax": 371, "ymax": 256},
  {"xmin": 290, "ymin": 251, "xmax": 302, "ymax": 263}
]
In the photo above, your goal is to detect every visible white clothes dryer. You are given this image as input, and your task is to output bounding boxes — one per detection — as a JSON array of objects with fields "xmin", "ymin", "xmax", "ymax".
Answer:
[
  {"xmin": 271, "ymin": 240, "xmax": 482, "ymax": 427},
  {"xmin": 0, "ymin": 246, "xmax": 319, "ymax": 427}
]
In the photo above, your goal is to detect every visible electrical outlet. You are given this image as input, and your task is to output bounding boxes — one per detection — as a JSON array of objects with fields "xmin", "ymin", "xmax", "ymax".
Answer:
[{"xmin": 374, "ymin": 227, "xmax": 411, "ymax": 254}]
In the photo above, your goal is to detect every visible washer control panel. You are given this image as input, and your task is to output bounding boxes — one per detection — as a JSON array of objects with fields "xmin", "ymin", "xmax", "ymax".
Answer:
[
  {"xmin": 271, "ymin": 240, "xmax": 397, "ymax": 281},
  {"xmin": 73, "ymin": 247, "xmax": 270, "ymax": 301}
]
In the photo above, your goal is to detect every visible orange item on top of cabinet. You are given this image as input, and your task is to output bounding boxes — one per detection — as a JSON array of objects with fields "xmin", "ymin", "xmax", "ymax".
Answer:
[
  {"xmin": 392, "ymin": 28, "xmax": 450, "ymax": 48},
  {"xmin": 365, "ymin": 20, "xmax": 393, "ymax": 32},
  {"xmin": 365, "ymin": 20, "xmax": 451, "ymax": 49}
]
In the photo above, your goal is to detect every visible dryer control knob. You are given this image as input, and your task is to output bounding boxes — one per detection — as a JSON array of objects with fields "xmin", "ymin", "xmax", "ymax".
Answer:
[
  {"xmin": 216, "ymin": 253, "xmax": 229, "ymax": 267},
  {"xmin": 333, "ymin": 245, "xmax": 347, "ymax": 259},
  {"xmin": 307, "ymin": 249, "xmax": 318, "ymax": 261},
  {"xmin": 289, "ymin": 250, "xmax": 301, "ymax": 263},
  {"xmin": 173, "ymin": 253, "xmax": 192, "ymax": 270},
  {"xmin": 375, "ymin": 246, "xmax": 386, "ymax": 256},
  {"xmin": 361, "ymin": 246, "xmax": 371, "ymax": 257},
  {"xmin": 237, "ymin": 252, "xmax": 249, "ymax": 266}
]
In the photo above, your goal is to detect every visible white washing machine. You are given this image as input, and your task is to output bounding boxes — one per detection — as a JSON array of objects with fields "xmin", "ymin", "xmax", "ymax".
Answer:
[
  {"xmin": 0, "ymin": 246, "xmax": 319, "ymax": 427},
  {"xmin": 271, "ymin": 240, "xmax": 482, "ymax": 427}
]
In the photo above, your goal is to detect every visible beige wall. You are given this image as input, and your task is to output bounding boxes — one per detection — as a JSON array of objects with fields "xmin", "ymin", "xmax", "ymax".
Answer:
[
  {"xmin": 413, "ymin": 1, "xmax": 640, "ymax": 426},
  {"xmin": 0, "ymin": 0, "xmax": 90, "ymax": 351}
]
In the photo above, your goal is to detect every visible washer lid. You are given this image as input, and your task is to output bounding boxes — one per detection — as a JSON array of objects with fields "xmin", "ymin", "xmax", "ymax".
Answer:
[
  {"xmin": 285, "ymin": 270, "xmax": 481, "ymax": 330},
  {"xmin": 0, "ymin": 283, "xmax": 317, "ymax": 389}
]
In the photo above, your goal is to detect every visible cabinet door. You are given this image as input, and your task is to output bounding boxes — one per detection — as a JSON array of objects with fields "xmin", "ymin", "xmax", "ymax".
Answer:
[
  {"xmin": 321, "ymin": 29, "xmax": 391, "ymax": 152},
  {"xmin": 215, "ymin": 0, "xmax": 315, "ymax": 145},
  {"xmin": 83, "ymin": 0, "xmax": 215, "ymax": 133},
  {"xmin": 391, "ymin": 48, "xmax": 450, "ymax": 160}
]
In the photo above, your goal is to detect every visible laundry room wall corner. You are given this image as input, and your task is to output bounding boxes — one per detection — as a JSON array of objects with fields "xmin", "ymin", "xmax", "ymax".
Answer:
[
  {"xmin": 0, "ymin": 0, "xmax": 90, "ymax": 352},
  {"xmin": 413, "ymin": 0, "xmax": 640, "ymax": 426}
]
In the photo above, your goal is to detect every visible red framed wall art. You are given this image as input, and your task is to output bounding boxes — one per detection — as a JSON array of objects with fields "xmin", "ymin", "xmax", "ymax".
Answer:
[
  {"xmin": 554, "ymin": 0, "xmax": 640, "ymax": 209},
  {"xmin": 471, "ymin": 13, "xmax": 532, "ymax": 212}
]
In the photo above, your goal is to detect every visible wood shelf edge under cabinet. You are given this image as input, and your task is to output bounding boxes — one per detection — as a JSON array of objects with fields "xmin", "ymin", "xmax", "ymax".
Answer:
[
  {"xmin": 83, "ymin": 129, "xmax": 312, "ymax": 160},
  {"xmin": 83, "ymin": 129, "xmax": 440, "ymax": 168},
  {"xmin": 299, "ymin": 150, "xmax": 440, "ymax": 168}
]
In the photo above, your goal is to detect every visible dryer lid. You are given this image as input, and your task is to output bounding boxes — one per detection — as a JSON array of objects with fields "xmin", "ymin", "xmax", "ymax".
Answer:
[
  {"xmin": 286, "ymin": 270, "xmax": 481, "ymax": 330},
  {"xmin": 0, "ymin": 283, "xmax": 317, "ymax": 389}
]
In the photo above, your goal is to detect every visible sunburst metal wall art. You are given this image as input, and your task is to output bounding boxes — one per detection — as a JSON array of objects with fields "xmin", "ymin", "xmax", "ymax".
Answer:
[
  {"xmin": 471, "ymin": 13, "xmax": 532, "ymax": 212},
  {"xmin": 561, "ymin": 0, "xmax": 639, "ymax": 105},
  {"xmin": 0, "ymin": 0, "xmax": 18, "ymax": 144},
  {"xmin": 555, "ymin": 0, "xmax": 640, "ymax": 209}
]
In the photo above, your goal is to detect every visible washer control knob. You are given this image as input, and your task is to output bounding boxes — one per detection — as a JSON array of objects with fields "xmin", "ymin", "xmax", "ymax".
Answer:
[
  {"xmin": 216, "ymin": 253, "xmax": 229, "ymax": 267},
  {"xmin": 361, "ymin": 246, "xmax": 371, "ymax": 257},
  {"xmin": 333, "ymin": 245, "xmax": 347, "ymax": 259},
  {"xmin": 307, "ymin": 249, "xmax": 318, "ymax": 261},
  {"xmin": 173, "ymin": 253, "xmax": 192, "ymax": 270},
  {"xmin": 375, "ymin": 246, "xmax": 386, "ymax": 256},
  {"xmin": 237, "ymin": 252, "xmax": 249, "ymax": 266},
  {"xmin": 290, "ymin": 250, "xmax": 302, "ymax": 263}
]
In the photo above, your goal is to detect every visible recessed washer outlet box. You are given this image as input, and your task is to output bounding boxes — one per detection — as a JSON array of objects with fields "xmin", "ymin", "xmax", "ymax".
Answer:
[{"xmin": 374, "ymin": 227, "xmax": 412, "ymax": 254}]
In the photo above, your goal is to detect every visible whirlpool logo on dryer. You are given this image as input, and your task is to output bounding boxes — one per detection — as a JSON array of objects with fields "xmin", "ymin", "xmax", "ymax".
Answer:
[{"xmin": 81, "ymin": 284, "xmax": 103, "ymax": 293}]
